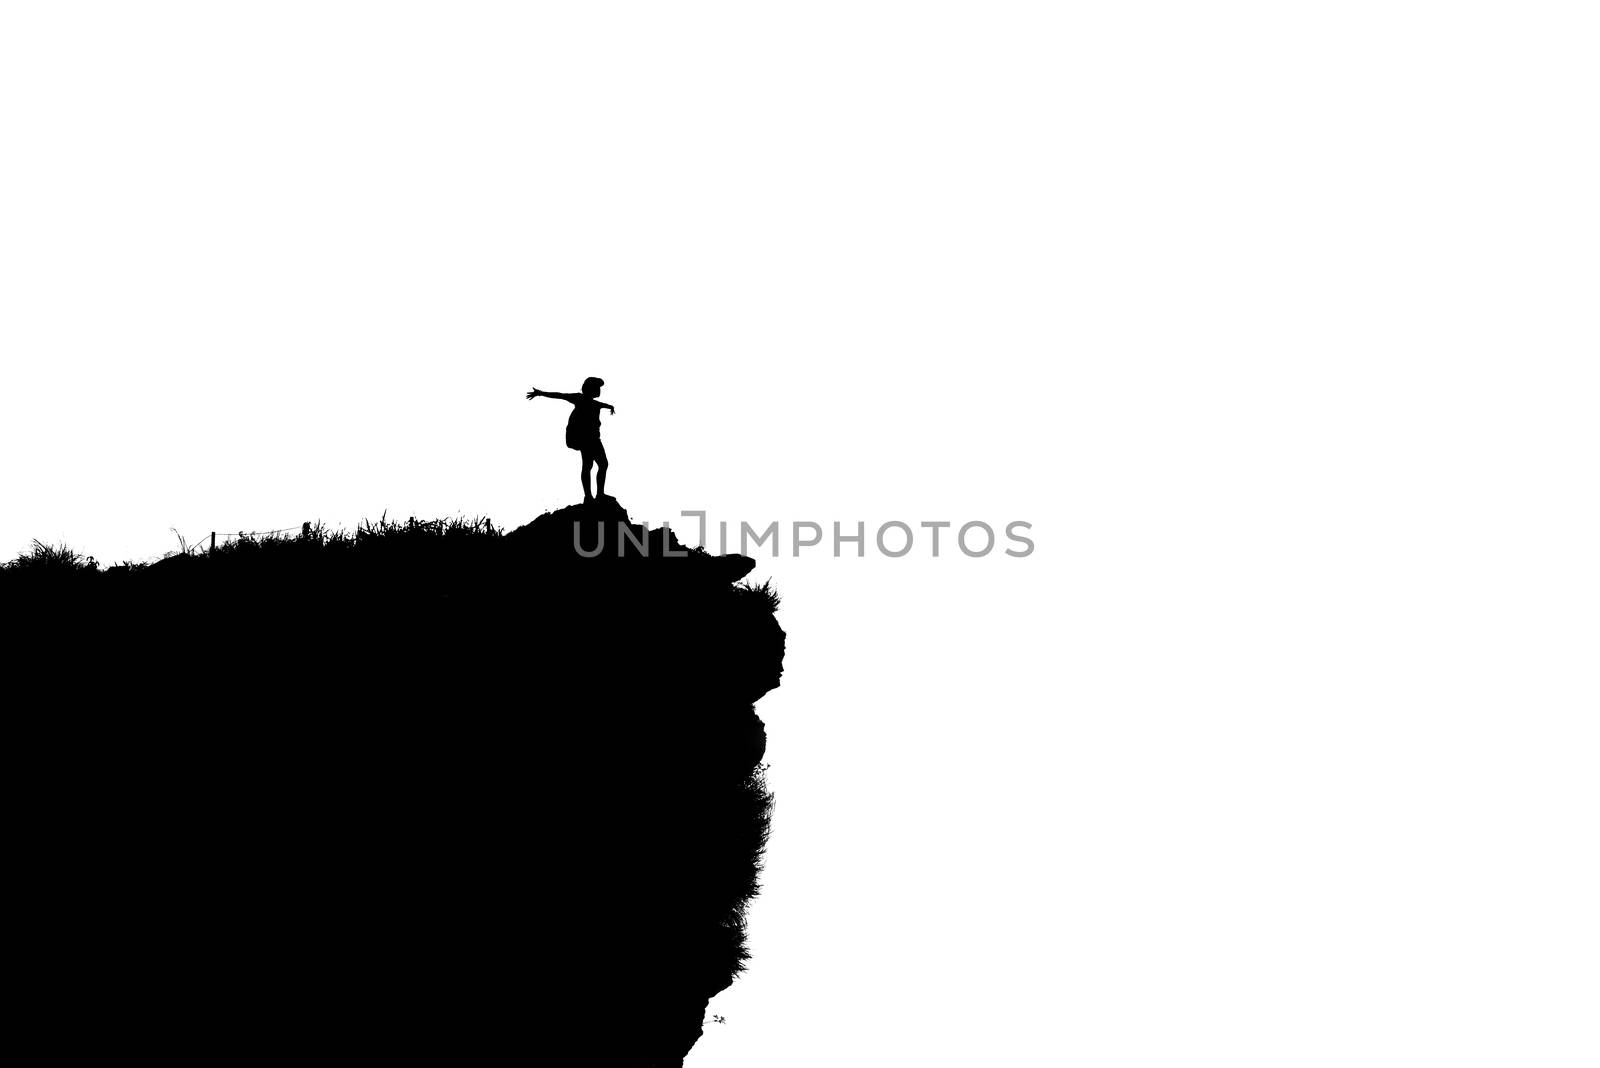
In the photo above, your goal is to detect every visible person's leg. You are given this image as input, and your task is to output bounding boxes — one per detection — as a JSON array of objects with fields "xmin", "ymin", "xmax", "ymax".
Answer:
[
  {"xmin": 594, "ymin": 442, "xmax": 609, "ymax": 498},
  {"xmin": 580, "ymin": 448, "xmax": 595, "ymax": 501}
]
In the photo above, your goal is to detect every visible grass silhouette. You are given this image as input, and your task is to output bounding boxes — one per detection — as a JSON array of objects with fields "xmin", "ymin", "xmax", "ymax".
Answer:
[{"xmin": 3, "ymin": 498, "xmax": 783, "ymax": 1067}]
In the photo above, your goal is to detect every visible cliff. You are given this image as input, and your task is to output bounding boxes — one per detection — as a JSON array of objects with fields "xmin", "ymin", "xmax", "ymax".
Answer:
[{"xmin": 2, "ymin": 498, "xmax": 784, "ymax": 1066}]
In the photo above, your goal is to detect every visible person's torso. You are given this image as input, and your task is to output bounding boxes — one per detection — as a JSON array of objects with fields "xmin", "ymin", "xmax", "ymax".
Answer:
[{"xmin": 566, "ymin": 398, "xmax": 601, "ymax": 435}]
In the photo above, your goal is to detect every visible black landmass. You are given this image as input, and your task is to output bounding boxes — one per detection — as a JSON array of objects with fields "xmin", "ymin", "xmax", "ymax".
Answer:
[{"xmin": 3, "ymin": 498, "xmax": 784, "ymax": 1066}]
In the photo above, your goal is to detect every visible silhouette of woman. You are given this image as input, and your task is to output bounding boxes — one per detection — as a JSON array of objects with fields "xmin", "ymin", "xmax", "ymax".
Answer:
[{"xmin": 526, "ymin": 377, "xmax": 615, "ymax": 502}]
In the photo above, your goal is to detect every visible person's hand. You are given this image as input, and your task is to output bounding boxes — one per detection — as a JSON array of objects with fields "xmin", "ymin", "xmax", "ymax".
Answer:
[{"xmin": 526, "ymin": 388, "xmax": 541, "ymax": 399}]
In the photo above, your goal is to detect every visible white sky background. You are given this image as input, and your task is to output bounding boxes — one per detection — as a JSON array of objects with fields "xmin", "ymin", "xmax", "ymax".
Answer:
[{"xmin": 2, "ymin": 4, "xmax": 1597, "ymax": 1065}]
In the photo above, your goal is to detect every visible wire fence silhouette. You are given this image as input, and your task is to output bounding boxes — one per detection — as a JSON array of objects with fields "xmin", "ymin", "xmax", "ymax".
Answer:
[
  {"xmin": 136, "ymin": 514, "xmax": 498, "ymax": 567},
  {"xmin": 162, "ymin": 522, "xmax": 312, "ymax": 562}
]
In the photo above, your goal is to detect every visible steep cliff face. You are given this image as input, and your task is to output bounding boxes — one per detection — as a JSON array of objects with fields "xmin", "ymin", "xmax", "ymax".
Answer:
[{"xmin": 4, "ymin": 499, "xmax": 783, "ymax": 1067}]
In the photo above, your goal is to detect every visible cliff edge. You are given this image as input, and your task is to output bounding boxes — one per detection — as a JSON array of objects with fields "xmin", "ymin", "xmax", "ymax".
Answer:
[{"xmin": 3, "ymin": 498, "xmax": 784, "ymax": 1066}]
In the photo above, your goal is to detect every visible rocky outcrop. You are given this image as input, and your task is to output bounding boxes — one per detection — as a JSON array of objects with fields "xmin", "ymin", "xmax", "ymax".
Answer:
[{"xmin": 4, "ymin": 499, "xmax": 784, "ymax": 1066}]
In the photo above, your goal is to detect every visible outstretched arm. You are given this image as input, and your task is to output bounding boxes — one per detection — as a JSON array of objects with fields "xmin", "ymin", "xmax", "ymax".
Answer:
[{"xmin": 526, "ymin": 388, "xmax": 582, "ymax": 403}]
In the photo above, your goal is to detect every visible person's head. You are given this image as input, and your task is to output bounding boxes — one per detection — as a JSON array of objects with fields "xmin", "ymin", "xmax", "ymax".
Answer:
[{"xmin": 582, "ymin": 376, "xmax": 605, "ymax": 398}]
